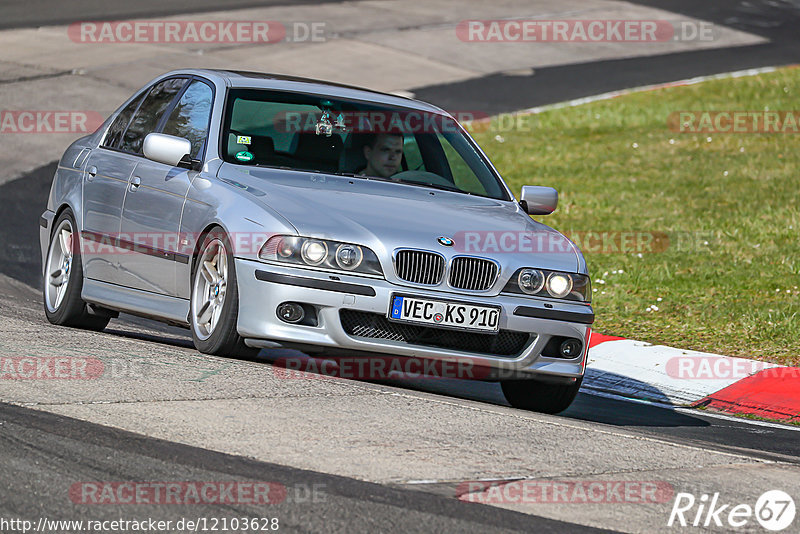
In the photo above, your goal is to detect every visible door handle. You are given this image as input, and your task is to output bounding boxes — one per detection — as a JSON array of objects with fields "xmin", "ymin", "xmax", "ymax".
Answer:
[
  {"xmin": 87, "ymin": 166, "xmax": 97, "ymax": 182},
  {"xmin": 130, "ymin": 176, "xmax": 141, "ymax": 191}
]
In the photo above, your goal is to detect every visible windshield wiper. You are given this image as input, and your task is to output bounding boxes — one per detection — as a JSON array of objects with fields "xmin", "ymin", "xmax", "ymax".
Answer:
[
  {"xmin": 331, "ymin": 172, "xmax": 393, "ymax": 183},
  {"xmin": 254, "ymin": 165, "xmax": 336, "ymax": 175},
  {"xmin": 333, "ymin": 173, "xmax": 469, "ymax": 194},
  {"xmin": 405, "ymin": 181, "xmax": 466, "ymax": 194}
]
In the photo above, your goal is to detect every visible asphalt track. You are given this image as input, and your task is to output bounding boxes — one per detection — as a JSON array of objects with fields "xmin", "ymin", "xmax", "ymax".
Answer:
[
  {"xmin": 3, "ymin": 1, "xmax": 800, "ymax": 532},
  {"xmin": 3, "ymin": 0, "xmax": 799, "ymax": 114},
  {"xmin": 3, "ymin": 149, "xmax": 799, "ymax": 467},
  {"xmin": 0, "ymin": 0, "xmax": 346, "ymax": 30},
  {"xmin": 0, "ymin": 402, "xmax": 603, "ymax": 533},
  {"xmin": 414, "ymin": 0, "xmax": 800, "ymax": 113}
]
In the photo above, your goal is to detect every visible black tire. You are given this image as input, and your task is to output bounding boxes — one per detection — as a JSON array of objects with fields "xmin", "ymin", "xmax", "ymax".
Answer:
[
  {"xmin": 501, "ymin": 377, "xmax": 583, "ymax": 414},
  {"xmin": 43, "ymin": 209, "xmax": 109, "ymax": 331},
  {"xmin": 190, "ymin": 228, "xmax": 258, "ymax": 358}
]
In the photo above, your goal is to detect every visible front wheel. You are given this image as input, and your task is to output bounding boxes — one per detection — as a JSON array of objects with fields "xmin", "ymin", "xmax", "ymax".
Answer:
[
  {"xmin": 501, "ymin": 377, "xmax": 583, "ymax": 414},
  {"xmin": 190, "ymin": 229, "xmax": 257, "ymax": 358},
  {"xmin": 43, "ymin": 209, "xmax": 109, "ymax": 331}
]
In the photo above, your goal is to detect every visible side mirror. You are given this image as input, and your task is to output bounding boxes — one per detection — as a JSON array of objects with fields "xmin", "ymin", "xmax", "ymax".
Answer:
[
  {"xmin": 143, "ymin": 133, "xmax": 192, "ymax": 168},
  {"xmin": 520, "ymin": 186, "xmax": 558, "ymax": 215}
]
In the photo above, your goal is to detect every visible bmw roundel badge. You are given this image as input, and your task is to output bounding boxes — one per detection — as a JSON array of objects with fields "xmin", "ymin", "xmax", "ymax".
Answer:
[{"xmin": 437, "ymin": 236, "xmax": 454, "ymax": 247}]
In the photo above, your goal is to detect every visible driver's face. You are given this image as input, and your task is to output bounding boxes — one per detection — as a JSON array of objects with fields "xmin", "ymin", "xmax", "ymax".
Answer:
[{"xmin": 363, "ymin": 135, "xmax": 403, "ymax": 179}]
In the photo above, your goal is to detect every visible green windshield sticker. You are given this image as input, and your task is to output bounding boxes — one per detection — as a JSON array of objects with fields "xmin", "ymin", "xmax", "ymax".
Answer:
[
  {"xmin": 235, "ymin": 151, "xmax": 254, "ymax": 162},
  {"xmin": 236, "ymin": 135, "xmax": 251, "ymax": 145}
]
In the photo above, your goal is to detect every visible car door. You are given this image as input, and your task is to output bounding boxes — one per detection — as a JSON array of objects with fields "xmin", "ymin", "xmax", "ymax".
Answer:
[
  {"xmin": 118, "ymin": 78, "xmax": 214, "ymax": 296},
  {"xmin": 81, "ymin": 91, "xmax": 146, "ymax": 284}
]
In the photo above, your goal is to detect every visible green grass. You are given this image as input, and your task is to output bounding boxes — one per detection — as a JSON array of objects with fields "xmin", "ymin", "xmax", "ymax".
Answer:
[{"xmin": 468, "ymin": 67, "xmax": 800, "ymax": 365}]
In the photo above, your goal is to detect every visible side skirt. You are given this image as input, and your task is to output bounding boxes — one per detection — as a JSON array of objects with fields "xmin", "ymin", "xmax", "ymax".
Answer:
[{"xmin": 82, "ymin": 278, "xmax": 191, "ymax": 327}]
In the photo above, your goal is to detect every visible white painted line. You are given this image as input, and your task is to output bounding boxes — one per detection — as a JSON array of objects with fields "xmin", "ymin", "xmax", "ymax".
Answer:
[
  {"xmin": 515, "ymin": 65, "xmax": 794, "ymax": 116},
  {"xmin": 673, "ymin": 407, "xmax": 800, "ymax": 432}
]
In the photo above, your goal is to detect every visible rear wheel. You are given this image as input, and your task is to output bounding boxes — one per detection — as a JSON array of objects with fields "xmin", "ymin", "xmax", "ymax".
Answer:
[
  {"xmin": 501, "ymin": 377, "xmax": 582, "ymax": 414},
  {"xmin": 190, "ymin": 228, "xmax": 257, "ymax": 357},
  {"xmin": 43, "ymin": 209, "xmax": 109, "ymax": 331}
]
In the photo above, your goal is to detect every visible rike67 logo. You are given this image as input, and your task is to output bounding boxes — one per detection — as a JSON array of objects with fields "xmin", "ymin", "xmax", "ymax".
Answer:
[{"xmin": 668, "ymin": 490, "xmax": 796, "ymax": 531}]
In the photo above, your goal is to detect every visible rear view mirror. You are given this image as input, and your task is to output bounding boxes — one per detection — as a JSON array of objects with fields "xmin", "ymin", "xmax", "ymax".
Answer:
[
  {"xmin": 143, "ymin": 133, "xmax": 192, "ymax": 167},
  {"xmin": 520, "ymin": 186, "xmax": 558, "ymax": 215}
]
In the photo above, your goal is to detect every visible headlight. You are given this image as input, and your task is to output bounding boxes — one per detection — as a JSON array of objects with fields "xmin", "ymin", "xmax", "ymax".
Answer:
[
  {"xmin": 503, "ymin": 268, "xmax": 591, "ymax": 302},
  {"xmin": 276, "ymin": 237, "xmax": 297, "ymax": 258},
  {"xmin": 518, "ymin": 269, "xmax": 545, "ymax": 294},
  {"xmin": 546, "ymin": 273, "xmax": 572, "ymax": 298},
  {"xmin": 301, "ymin": 240, "xmax": 328, "ymax": 265},
  {"xmin": 259, "ymin": 235, "xmax": 383, "ymax": 276},
  {"xmin": 335, "ymin": 244, "xmax": 363, "ymax": 270}
]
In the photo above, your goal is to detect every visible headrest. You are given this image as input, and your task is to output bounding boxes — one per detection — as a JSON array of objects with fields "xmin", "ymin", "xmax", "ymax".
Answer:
[
  {"xmin": 339, "ymin": 133, "xmax": 371, "ymax": 173},
  {"xmin": 293, "ymin": 133, "xmax": 343, "ymax": 163},
  {"xmin": 250, "ymin": 135, "xmax": 274, "ymax": 157}
]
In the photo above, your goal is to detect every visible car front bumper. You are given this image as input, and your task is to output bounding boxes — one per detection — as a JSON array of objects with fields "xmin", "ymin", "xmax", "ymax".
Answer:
[{"xmin": 235, "ymin": 258, "xmax": 593, "ymax": 381}]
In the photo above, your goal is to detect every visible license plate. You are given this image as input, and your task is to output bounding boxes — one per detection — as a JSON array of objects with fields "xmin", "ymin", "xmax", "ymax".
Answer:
[{"xmin": 389, "ymin": 295, "xmax": 500, "ymax": 333}]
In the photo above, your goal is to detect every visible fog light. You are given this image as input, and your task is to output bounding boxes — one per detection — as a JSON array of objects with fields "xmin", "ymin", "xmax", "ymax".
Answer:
[
  {"xmin": 559, "ymin": 338, "xmax": 583, "ymax": 359},
  {"xmin": 277, "ymin": 302, "xmax": 305, "ymax": 324}
]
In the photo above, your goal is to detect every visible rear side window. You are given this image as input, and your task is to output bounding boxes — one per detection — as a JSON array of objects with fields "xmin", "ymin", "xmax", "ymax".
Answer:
[
  {"xmin": 162, "ymin": 80, "xmax": 214, "ymax": 160},
  {"xmin": 120, "ymin": 78, "xmax": 188, "ymax": 155},
  {"xmin": 102, "ymin": 93, "xmax": 145, "ymax": 149}
]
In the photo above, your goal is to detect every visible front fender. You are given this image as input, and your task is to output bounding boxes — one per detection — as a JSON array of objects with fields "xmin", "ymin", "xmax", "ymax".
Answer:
[{"xmin": 177, "ymin": 172, "xmax": 298, "ymax": 299}]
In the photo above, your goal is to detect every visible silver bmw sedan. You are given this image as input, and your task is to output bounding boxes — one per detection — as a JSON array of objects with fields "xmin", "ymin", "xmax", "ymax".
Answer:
[{"xmin": 40, "ymin": 69, "xmax": 593, "ymax": 413}]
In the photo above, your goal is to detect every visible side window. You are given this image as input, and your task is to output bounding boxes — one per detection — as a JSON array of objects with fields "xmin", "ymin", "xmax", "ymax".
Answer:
[
  {"xmin": 120, "ymin": 78, "xmax": 188, "ymax": 155},
  {"xmin": 162, "ymin": 80, "xmax": 213, "ymax": 160},
  {"xmin": 102, "ymin": 93, "xmax": 145, "ymax": 149}
]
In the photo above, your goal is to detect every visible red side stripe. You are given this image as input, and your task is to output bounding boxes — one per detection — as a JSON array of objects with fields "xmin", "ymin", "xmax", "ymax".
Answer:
[
  {"xmin": 588, "ymin": 332, "xmax": 626, "ymax": 348},
  {"xmin": 693, "ymin": 367, "xmax": 800, "ymax": 421}
]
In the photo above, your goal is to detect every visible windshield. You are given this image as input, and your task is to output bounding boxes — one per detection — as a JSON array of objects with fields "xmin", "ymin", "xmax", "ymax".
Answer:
[{"xmin": 221, "ymin": 89, "xmax": 509, "ymax": 200}]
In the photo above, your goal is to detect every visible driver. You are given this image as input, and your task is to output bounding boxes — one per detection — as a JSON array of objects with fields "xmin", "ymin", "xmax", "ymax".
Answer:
[{"xmin": 361, "ymin": 132, "xmax": 403, "ymax": 179}]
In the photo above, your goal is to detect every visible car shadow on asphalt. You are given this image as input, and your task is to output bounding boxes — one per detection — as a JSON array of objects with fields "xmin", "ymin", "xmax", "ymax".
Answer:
[{"xmin": 250, "ymin": 349, "xmax": 710, "ymax": 429}]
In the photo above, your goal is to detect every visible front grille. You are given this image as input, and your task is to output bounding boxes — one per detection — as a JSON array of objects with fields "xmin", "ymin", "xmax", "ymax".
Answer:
[
  {"xmin": 340, "ymin": 310, "xmax": 531, "ymax": 357},
  {"xmin": 449, "ymin": 257, "xmax": 498, "ymax": 291},
  {"xmin": 395, "ymin": 250, "xmax": 445, "ymax": 285}
]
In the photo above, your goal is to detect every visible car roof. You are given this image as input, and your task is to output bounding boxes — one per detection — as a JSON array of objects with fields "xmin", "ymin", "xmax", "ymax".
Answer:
[{"xmin": 167, "ymin": 69, "xmax": 447, "ymax": 114}]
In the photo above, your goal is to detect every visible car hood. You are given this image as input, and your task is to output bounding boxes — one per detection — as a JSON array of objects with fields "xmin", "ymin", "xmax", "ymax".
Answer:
[{"xmin": 219, "ymin": 164, "xmax": 581, "ymax": 274}]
